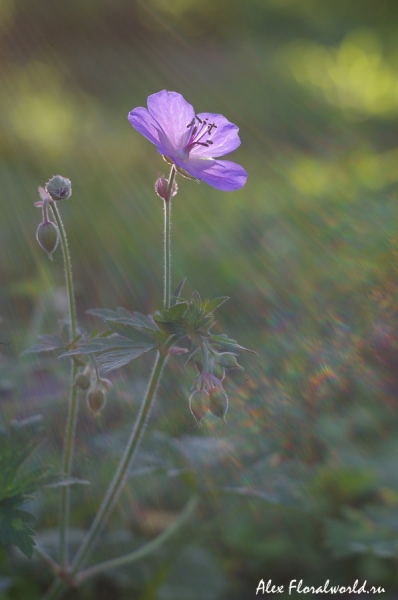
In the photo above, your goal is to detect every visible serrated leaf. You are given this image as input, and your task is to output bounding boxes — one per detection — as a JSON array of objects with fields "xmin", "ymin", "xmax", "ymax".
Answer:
[
  {"xmin": 196, "ymin": 315, "xmax": 215, "ymax": 333},
  {"xmin": 153, "ymin": 330, "xmax": 169, "ymax": 347},
  {"xmin": 172, "ymin": 277, "xmax": 187, "ymax": 302},
  {"xmin": 130, "ymin": 312, "xmax": 157, "ymax": 331},
  {"xmin": 153, "ymin": 316, "xmax": 186, "ymax": 336},
  {"xmin": 211, "ymin": 334, "xmax": 257, "ymax": 355},
  {"xmin": 14, "ymin": 530, "xmax": 35, "ymax": 558},
  {"xmin": 87, "ymin": 308, "xmax": 123, "ymax": 321},
  {"xmin": 95, "ymin": 346, "xmax": 155, "ymax": 373},
  {"xmin": 105, "ymin": 320, "xmax": 151, "ymax": 342},
  {"xmin": 21, "ymin": 334, "xmax": 65, "ymax": 355},
  {"xmin": 60, "ymin": 336, "xmax": 154, "ymax": 357},
  {"xmin": 164, "ymin": 302, "xmax": 188, "ymax": 321},
  {"xmin": 202, "ymin": 296, "xmax": 229, "ymax": 316},
  {"xmin": 190, "ymin": 291, "xmax": 202, "ymax": 311}
]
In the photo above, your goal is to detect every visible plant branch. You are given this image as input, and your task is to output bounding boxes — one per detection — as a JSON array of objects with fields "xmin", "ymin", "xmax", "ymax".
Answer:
[
  {"xmin": 76, "ymin": 495, "xmax": 198, "ymax": 584},
  {"xmin": 163, "ymin": 165, "xmax": 176, "ymax": 310},
  {"xmin": 50, "ymin": 201, "xmax": 79, "ymax": 568}
]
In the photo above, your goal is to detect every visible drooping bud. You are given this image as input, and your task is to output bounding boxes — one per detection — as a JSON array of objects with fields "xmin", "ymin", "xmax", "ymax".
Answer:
[
  {"xmin": 74, "ymin": 372, "xmax": 91, "ymax": 390},
  {"xmin": 99, "ymin": 378, "xmax": 113, "ymax": 392},
  {"xmin": 46, "ymin": 175, "xmax": 72, "ymax": 201},
  {"xmin": 189, "ymin": 390, "xmax": 209, "ymax": 427},
  {"xmin": 86, "ymin": 387, "xmax": 107, "ymax": 416},
  {"xmin": 208, "ymin": 387, "xmax": 228, "ymax": 423},
  {"xmin": 218, "ymin": 352, "xmax": 243, "ymax": 369},
  {"xmin": 36, "ymin": 220, "xmax": 60, "ymax": 260},
  {"xmin": 155, "ymin": 173, "xmax": 178, "ymax": 201}
]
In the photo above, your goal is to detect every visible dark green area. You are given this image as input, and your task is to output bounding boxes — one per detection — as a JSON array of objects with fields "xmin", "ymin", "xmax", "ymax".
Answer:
[{"xmin": 2, "ymin": 0, "xmax": 398, "ymax": 598}]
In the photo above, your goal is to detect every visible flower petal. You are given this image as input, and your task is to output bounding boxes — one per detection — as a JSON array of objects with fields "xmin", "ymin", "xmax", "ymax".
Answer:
[
  {"xmin": 176, "ymin": 157, "xmax": 248, "ymax": 191},
  {"xmin": 147, "ymin": 90, "xmax": 195, "ymax": 150},
  {"xmin": 128, "ymin": 107, "xmax": 161, "ymax": 147},
  {"xmin": 190, "ymin": 113, "xmax": 241, "ymax": 158}
]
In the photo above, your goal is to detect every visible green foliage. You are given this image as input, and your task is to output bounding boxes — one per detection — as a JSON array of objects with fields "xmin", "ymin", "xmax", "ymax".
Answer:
[{"xmin": 0, "ymin": 416, "xmax": 54, "ymax": 558}]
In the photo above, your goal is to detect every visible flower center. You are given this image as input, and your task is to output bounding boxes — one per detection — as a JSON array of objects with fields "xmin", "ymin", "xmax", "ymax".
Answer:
[{"xmin": 184, "ymin": 116, "xmax": 217, "ymax": 154}]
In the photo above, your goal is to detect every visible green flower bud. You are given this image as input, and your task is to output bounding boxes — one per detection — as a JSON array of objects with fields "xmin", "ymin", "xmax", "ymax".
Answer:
[
  {"xmin": 46, "ymin": 175, "xmax": 72, "ymax": 201},
  {"xmin": 36, "ymin": 221, "xmax": 60, "ymax": 260},
  {"xmin": 208, "ymin": 387, "xmax": 228, "ymax": 423},
  {"xmin": 189, "ymin": 390, "xmax": 209, "ymax": 427},
  {"xmin": 86, "ymin": 387, "xmax": 106, "ymax": 416},
  {"xmin": 74, "ymin": 373, "xmax": 91, "ymax": 390},
  {"xmin": 218, "ymin": 352, "xmax": 242, "ymax": 369},
  {"xmin": 99, "ymin": 378, "xmax": 113, "ymax": 392}
]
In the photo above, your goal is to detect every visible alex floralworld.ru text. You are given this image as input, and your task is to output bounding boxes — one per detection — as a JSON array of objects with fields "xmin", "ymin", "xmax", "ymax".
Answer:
[{"xmin": 256, "ymin": 579, "xmax": 385, "ymax": 595}]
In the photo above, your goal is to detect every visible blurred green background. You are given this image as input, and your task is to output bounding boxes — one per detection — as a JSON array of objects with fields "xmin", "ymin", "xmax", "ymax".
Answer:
[{"xmin": 2, "ymin": 0, "xmax": 398, "ymax": 598}]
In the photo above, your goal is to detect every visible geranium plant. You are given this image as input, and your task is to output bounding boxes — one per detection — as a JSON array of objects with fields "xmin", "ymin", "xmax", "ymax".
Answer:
[{"xmin": 23, "ymin": 90, "xmax": 253, "ymax": 599}]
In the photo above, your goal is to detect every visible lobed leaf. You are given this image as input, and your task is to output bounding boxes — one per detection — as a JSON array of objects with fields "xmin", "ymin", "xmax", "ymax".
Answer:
[
  {"xmin": 21, "ymin": 334, "xmax": 65, "ymax": 355},
  {"xmin": 60, "ymin": 336, "xmax": 155, "ymax": 357},
  {"xmin": 95, "ymin": 346, "xmax": 155, "ymax": 373},
  {"xmin": 202, "ymin": 296, "xmax": 229, "ymax": 316}
]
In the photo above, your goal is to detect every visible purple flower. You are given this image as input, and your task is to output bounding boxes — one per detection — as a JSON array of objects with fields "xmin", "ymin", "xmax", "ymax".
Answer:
[{"xmin": 128, "ymin": 90, "xmax": 248, "ymax": 192}]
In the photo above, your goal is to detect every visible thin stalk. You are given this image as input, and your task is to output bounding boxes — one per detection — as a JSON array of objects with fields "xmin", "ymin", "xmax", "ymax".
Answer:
[
  {"xmin": 199, "ymin": 337, "xmax": 210, "ymax": 373},
  {"xmin": 50, "ymin": 203, "xmax": 77, "ymax": 339},
  {"xmin": 163, "ymin": 165, "xmax": 176, "ymax": 310},
  {"xmin": 35, "ymin": 546, "xmax": 62, "ymax": 574},
  {"xmin": 70, "ymin": 341, "xmax": 173, "ymax": 573},
  {"xmin": 50, "ymin": 201, "xmax": 79, "ymax": 568},
  {"xmin": 76, "ymin": 495, "xmax": 198, "ymax": 584}
]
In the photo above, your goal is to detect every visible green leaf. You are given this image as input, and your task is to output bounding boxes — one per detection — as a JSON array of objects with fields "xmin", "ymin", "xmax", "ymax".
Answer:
[
  {"xmin": 0, "ymin": 502, "xmax": 38, "ymax": 558},
  {"xmin": 21, "ymin": 334, "xmax": 65, "ymax": 355},
  {"xmin": 87, "ymin": 308, "xmax": 123, "ymax": 320},
  {"xmin": 105, "ymin": 320, "xmax": 151, "ymax": 342},
  {"xmin": 211, "ymin": 334, "xmax": 257, "ymax": 355},
  {"xmin": 153, "ymin": 316, "xmax": 186, "ymax": 336},
  {"xmin": 153, "ymin": 330, "xmax": 169, "ymax": 347},
  {"xmin": 95, "ymin": 347, "xmax": 155, "ymax": 373},
  {"xmin": 164, "ymin": 302, "xmax": 188, "ymax": 321},
  {"xmin": 172, "ymin": 277, "xmax": 187, "ymax": 303},
  {"xmin": 202, "ymin": 296, "xmax": 229, "ymax": 316},
  {"xmin": 60, "ymin": 337, "xmax": 155, "ymax": 357}
]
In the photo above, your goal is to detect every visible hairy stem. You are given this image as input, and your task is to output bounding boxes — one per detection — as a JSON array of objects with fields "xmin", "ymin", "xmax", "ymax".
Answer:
[
  {"xmin": 50, "ymin": 202, "xmax": 78, "ymax": 568},
  {"xmin": 199, "ymin": 336, "xmax": 210, "ymax": 373},
  {"xmin": 163, "ymin": 165, "xmax": 176, "ymax": 310},
  {"xmin": 76, "ymin": 495, "xmax": 198, "ymax": 584},
  {"xmin": 70, "ymin": 342, "xmax": 173, "ymax": 573}
]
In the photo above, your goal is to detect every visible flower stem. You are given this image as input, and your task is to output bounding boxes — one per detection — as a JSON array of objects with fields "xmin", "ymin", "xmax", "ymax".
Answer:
[
  {"xmin": 49, "ymin": 201, "xmax": 79, "ymax": 568},
  {"xmin": 163, "ymin": 165, "xmax": 176, "ymax": 311},
  {"xmin": 76, "ymin": 495, "xmax": 198, "ymax": 584},
  {"xmin": 35, "ymin": 546, "xmax": 62, "ymax": 574},
  {"xmin": 70, "ymin": 342, "xmax": 173, "ymax": 574},
  {"xmin": 199, "ymin": 337, "xmax": 210, "ymax": 373},
  {"xmin": 50, "ymin": 203, "xmax": 77, "ymax": 340}
]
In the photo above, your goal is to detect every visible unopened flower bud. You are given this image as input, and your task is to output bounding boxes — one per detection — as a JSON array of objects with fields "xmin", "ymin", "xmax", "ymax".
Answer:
[
  {"xmin": 218, "ymin": 352, "xmax": 243, "ymax": 369},
  {"xmin": 74, "ymin": 372, "xmax": 91, "ymax": 390},
  {"xmin": 36, "ymin": 221, "xmax": 60, "ymax": 260},
  {"xmin": 86, "ymin": 387, "xmax": 107, "ymax": 416},
  {"xmin": 208, "ymin": 387, "xmax": 228, "ymax": 423},
  {"xmin": 99, "ymin": 378, "xmax": 113, "ymax": 392},
  {"xmin": 155, "ymin": 174, "xmax": 178, "ymax": 201},
  {"xmin": 46, "ymin": 175, "xmax": 72, "ymax": 201},
  {"xmin": 189, "ymin": 390, "xmax": 209, "ymax": 427}
]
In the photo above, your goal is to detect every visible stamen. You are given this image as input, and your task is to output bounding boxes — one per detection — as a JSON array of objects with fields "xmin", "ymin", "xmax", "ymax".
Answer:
[{"xmin": 184, "ymin": 115, "xmax": 218, "ymax": 154}]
